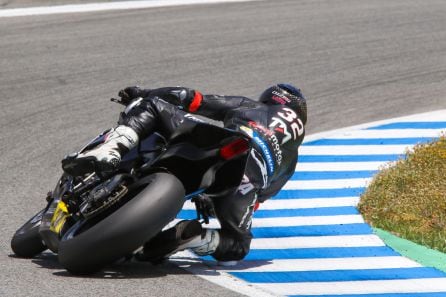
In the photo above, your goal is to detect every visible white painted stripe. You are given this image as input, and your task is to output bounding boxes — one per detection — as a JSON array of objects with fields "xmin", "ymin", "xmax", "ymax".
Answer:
[
  {"xmin": 321, "ymin": 129, "xmax": 445, "ymax": 139},
  {"xmin": 0, "ymin": 0, "xmax": 259, "ymax": 17},
  {"xmin": 255, "ymin": 278, "xmax": 446, "ymax": 295},
  {"xmin": 219, "ymin": 257, "xmax": 421, "ymax": 272},
  {"xmin": 182, "ymin": 200, "xmax": 197, "ymax": 210},
  {"xmin": 304, "ymin": 110, "xmax": 446, "ymax": 142},
  {"xmin": 183, "ymin": 197, "xmax": 360, "ymax": 210},
  {"xmin": 299, "ymin": 144, "xmax": 412, "ymax": 155},
  {"xmin": 296, "ymin": 161, "xmax": 390, "ymax": 171},
  {"xmin": 258, "ymin": 197, "xmax": 360, "ymax": 209},
  {"xmin": 250, "ymin": 235, "xmax": 385, "ymax": 249},
  {"xmin": 283, "ymin": 178, "xmax": 371, "ymax": 190},
  {"xmin": 251, "ymin": 215, "xmax": 364, "ymax": 227}
]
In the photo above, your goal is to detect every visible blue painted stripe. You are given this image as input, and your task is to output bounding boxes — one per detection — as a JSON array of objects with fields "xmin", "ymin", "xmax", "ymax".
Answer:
[
  {"xmin": 292, "ymin": 170, "xmax": 377, "ymax": 180},
  {"xmin": 177, "ymin": 209, "xmax": 198, "ymax": 220},
  {"xmin": 230, "ymin": 267, "xmax": 446, "ymax": 283},
  {"xmin": 304, "ymin": 137, "xmax": 435, "ymax": 146},
  {"xmin": 291, "ymin": 293, "xmax": 446, "ymax": 297},
  {"xmin": 252, "ymin": 224, "xmax": 372, "ymax": 238},
  {"xmin": 202, "ymin": 246, "xmax": 399, "ymax": 261},
  {"xmin": 245, "ymin": 246, "xmax": 398, "ymax": 260},
  {"xmin": 177, "ymin": 207, "xmax": 360, "ymax": 220},
  {"xmin": 299, "ymin": 154, "xmax": 402, "ymax": 162},
  {"xmin": 367, "ymin": 122, "xmax": 446, "ymax": 130},
  {"xmin": 274, "ymin": 188, "xmax": 365, "ymax": 199}
]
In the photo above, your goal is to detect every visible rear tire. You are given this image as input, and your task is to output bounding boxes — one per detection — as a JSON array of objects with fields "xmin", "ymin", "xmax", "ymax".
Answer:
[
  {"xmin": 58, "ymin": 172, "xmax": 185, "ymax": 274},
  {"xmin": 11, "ymin": 209, "xmax": 47, "ymax": 258}
]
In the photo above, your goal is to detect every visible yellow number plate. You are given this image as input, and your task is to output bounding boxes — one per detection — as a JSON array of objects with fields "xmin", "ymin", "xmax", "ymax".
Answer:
[{"xmin": 49, "ymin": 201, "xmax": 69, "ymax": 234}]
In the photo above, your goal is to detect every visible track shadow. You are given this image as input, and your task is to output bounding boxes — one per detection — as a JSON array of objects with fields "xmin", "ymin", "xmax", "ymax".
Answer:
[
  {"xmin": 9, "ymin": 252, "xmax": 63, "ymax": 270},
  {"xmin": 171, "ymin": 256, "xmax": 273, "ymax": 271},
  {"xmin": 31, "ymin": 252, "xmax": 63, "ymax": 270},
  {"xmin": 17, "ymin": 252, "xmax": 218, "ymax": 279},
  {"xmin": 202, "ymin": 259, "xmax": 273, "ymax": 271},
  {"xmin": 10, "ymin": 252, "xmax": 272, "ymax": 279}
]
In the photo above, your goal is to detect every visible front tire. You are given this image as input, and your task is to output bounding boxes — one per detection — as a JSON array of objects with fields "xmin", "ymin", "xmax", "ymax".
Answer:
[
  {"xmin": 58, "ymin": 172, "xmax": 185, "ymax": 274},
  {"xmin": 11, "ymin": 209, "xmax": 47, "ymax": 258}
]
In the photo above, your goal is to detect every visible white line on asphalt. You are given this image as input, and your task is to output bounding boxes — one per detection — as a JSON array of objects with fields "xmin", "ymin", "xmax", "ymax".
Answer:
[{"xmin": 0, "ymin": 0, "xmax": 259, "ymax": 17}]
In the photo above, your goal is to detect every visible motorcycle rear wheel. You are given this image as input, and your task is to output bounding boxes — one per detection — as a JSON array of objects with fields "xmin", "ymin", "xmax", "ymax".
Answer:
[{"xmin": 57, "ymin": 172, "xmax": 185, "ymax": 274}]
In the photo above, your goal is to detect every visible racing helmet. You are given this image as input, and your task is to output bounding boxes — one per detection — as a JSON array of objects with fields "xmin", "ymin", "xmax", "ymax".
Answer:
[{"xmin": 259, "ymin": 83, "xmax": 307, "ymax": 124}]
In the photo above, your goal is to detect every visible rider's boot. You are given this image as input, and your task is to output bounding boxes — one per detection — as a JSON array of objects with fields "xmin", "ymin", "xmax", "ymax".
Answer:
[
  {"xmin": 135, "ymin": 220, "xmax": 220, "ymax": 263},
  {"xmin": 62, "ymin": 125, "xmax": 139, "ymax": 176}
]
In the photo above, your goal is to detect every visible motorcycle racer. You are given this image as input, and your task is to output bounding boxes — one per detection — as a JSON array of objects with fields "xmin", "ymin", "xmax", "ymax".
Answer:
[{"xmin": 62, "ymin": 84, "xmax": 307, "ymax": 264}]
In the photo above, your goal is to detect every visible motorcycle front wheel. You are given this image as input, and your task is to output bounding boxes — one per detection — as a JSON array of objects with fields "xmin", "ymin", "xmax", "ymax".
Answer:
[{"xmin": 11, "ymin": 209, "xmax": 47, "ymax": 258}]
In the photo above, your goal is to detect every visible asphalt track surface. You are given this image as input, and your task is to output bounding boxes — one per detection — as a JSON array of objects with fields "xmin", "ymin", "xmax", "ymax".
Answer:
[{"xmin": 1, "ymin": 0, "xmax": 445, "ymax": 296}]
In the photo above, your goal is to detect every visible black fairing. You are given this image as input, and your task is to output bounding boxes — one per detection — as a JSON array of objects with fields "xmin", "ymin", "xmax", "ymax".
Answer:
[{"xmin": 146, "ymin": 121, "xmax": 251, "ymax": 196}]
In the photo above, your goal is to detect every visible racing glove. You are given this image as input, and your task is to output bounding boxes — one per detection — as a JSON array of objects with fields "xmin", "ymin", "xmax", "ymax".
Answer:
[
  {"xmin": 118, "ymin": 86, "xmax": 151, "ymax": 105},
  {"xmin": 192, "ymin": 194, "xmax": 216, "ymax": 224}
]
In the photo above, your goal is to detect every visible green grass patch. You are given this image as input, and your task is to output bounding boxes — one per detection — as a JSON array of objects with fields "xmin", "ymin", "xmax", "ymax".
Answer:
[{"xmin": 358, "ymin": 135, "xmax": 446, "ymax": 253}]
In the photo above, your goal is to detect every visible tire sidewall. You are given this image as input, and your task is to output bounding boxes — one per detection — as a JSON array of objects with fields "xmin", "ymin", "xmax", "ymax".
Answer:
[
  {"xmin": 11, "ymin": 209, "xmax": 47, "ymax": 258},
  {"xmin": 58, "ymin": 172, "xmax": 185, "ymax": 274}
]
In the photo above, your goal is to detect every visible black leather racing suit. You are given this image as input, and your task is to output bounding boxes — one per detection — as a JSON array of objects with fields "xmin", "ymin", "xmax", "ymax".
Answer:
[{"xmin": 118, "ymin": 87, "xmax": 305, "ymax": 261}]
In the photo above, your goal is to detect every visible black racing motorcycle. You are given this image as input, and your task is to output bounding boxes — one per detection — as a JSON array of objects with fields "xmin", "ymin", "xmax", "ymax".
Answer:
[{"xmin": 11, "ymin": 98, "xmax": 251, "ymax": 274}]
